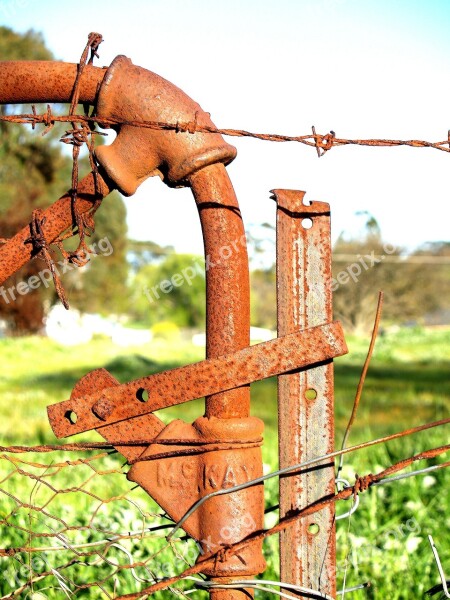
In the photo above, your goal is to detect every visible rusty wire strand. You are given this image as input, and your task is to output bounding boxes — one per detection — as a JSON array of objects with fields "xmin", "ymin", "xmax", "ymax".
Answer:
[
  {"xmin": 0, "ymin": 437, "xmax": 263, "ymax": 454},
  {"xmin": 1, "ymin": 110, "xmax": 450, "ymax": 155},
  {"xmin": 60, "ymin": 32, "xmax": 104, "ymax": 261},
  {"xmin": 30, "ymin": 33, "xmax": 106, "ymax": 309},
  {"xmin": 336, "ymin": 291, "xmax": 384, "ymax": 484},
  {"xmin": 0, "ymin": 441, "xmax": 447, "ymax": 597},
  {"xmin": 166, "ymin": 416, "xmax": 450, "ymax": 540},
  {"xmin": 113, "ymin": 444, "xmax": 450, "ymax": 599}
]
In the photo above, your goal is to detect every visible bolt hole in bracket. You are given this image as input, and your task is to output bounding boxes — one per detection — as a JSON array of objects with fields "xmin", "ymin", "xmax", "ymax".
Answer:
[
  {"xmin": 65, "ymin": 410, "xmax": 78, "ymax": 425},
  {"xmin": 136, "ymin": 388, "xmax": 150, "ymax": 402}
]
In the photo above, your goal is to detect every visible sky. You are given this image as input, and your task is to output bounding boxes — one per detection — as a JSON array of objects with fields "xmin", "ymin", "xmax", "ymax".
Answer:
[{"xmin": 1, "ymin": 0, "xmax": 450, "ymax": 255}]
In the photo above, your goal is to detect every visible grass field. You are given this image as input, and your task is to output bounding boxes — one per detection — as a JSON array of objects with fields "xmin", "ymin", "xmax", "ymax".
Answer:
[{"xmin": 0, "ymin": 326, "xmax": 449, "ymax": 598}]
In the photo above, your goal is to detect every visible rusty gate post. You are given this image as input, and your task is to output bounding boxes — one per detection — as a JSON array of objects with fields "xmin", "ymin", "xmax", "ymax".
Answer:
[{"xmin": 273, "ymin": 190, "xmax": 336, "ymax": 597}]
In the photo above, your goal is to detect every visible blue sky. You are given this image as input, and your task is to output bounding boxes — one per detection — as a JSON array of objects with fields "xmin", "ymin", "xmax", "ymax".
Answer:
[{"xmin": 1, "ymin": 0, "xmax": 450, "ymax": 254}]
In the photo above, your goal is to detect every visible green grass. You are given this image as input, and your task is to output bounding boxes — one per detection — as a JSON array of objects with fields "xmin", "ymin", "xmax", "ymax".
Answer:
[{"xmin": 0, "ymin": 327, "xmax": 449, "ymax": 598}]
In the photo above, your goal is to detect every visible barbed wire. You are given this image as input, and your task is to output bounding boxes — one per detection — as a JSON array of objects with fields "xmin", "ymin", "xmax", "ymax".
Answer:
[
  {"xmin": 113, "ymin": 445, "xmax": 450, "ymax": 599},
  {"xmin": 1, "ymin": 109, "xmax": 450, "ymax": 156}
]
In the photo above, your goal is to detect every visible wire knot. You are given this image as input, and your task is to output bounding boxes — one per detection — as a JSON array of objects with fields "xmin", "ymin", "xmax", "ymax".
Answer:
[
  {"xmin": 354, "ymin": 473, "xmax": 373, "ymax": 498},
  {"xmin": 60, "ymin": 126, "xmax": 90, "ymax": 147},
  {"xmin": 311, "ymin": 126, "xmax": 335, "ymax": 157},
  {"xmin": 87, "ymin": 32, "xmax": 103, "ymax": 64}
]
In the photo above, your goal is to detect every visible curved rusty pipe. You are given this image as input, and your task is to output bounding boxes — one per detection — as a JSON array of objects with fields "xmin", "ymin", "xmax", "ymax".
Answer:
[
  {"xmin": 0, "ymin": 56, "xmax": 250, "ymax": 417},
  {"xmin": 0, "ymin": 58, "xmax": 259, "ymax": 597}
]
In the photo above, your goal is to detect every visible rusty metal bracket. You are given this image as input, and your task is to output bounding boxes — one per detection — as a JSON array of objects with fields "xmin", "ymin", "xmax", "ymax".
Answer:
[
  {"xmin": 273, "ymin": 189, "xmax": 336, "ymax": 598},
  {"xmin": 48, "ymin": 322, "xmax": 347, "ymax": 438}
]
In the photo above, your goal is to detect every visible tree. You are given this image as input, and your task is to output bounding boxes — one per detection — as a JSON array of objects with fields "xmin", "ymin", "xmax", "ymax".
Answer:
[
  {"xmin": 0, "ymin": 28, "xmax": 73, "ymax": 333},
  {"xmin": 332, "ymin": 216, "xmax": 450, "ymax": 334},
  {"xmin": 130, "ymin": 253, "xmax": 206, "ymax": 328}
]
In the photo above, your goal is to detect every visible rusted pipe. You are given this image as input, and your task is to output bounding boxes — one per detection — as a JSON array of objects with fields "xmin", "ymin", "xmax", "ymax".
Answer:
[
  {"xmin": 189, "ymin": 164, "xmax": 251, "ymax": 419},
  {"xmin": 0, "ymin": 170, "xmax": 113, "ymax": 284},
  {"xmin": 0, "ymin": 61, "xmax": 106, "ymax": 104},
  {"xmin": 0, "ymin": 55, "xmax": 265, "ymax": 599}
]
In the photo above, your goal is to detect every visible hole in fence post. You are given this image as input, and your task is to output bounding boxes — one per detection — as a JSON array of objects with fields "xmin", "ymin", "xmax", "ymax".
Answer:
[
  {"xmin": 136, "ymin": 388, "xmax": 150, "ymax": 402},
  {"xmin": 301, "ymin": 217, "xmax": 313, "ymax": 229},
  {"xmin": 65, "ymin": 410, "xmax": 78, "ymax": 425},
  {"xmin": 305, "ymin": 388, "xmax": 317, "ymax": 400},
  {"xmin": 308, "ymin": 523, "xmax": 320, "ymax": 536}
]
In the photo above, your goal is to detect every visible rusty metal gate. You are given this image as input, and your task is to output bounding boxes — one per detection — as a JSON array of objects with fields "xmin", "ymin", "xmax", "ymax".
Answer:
[{"xmin": 0, "ymin": 33, "xmax": 449, "ymax": 600}]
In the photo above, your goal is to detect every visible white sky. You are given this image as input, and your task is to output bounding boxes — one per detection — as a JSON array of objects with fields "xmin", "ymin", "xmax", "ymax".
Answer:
[{"xmin": 2, "ymin": 0, "xmax": 450, "ymax": 254}]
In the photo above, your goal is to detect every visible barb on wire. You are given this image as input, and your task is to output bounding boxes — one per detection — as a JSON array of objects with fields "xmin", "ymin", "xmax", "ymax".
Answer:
[
  {"xmin": 24, "ymin": 208, "xmax": 69, "ymax": 308},
  {"xmin": 336, "ymin": 291, "xmax": 384, "ymax": 484}
]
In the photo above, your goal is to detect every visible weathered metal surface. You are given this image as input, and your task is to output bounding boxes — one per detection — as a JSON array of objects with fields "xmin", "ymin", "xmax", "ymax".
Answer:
[
  {"xmin": 0, "ymin": 54, "xmax": 258, "ymax": 598},
  {"xmin": 273, "ymin": 189, "xmax": 336, "ymax": 597},
  {"xmin": 0, "ymin": 170, "xmax": 113, "ymax": 284},
  {"xmin": 47, "ymin": 322, "xmax": 347, "ymax": 438},
  {"xmin": 128, "ymin": 415, "xmax": 266, "ymax": 578},
  {"xmin": 0, "ymin": 61, "xmax": 106, "ymax": 104},
  {"xmin": 0, "ymin": 52, "xmax": 348, "ymax": 599},
  {"xmin": 69, "ymin": 368, "xmax": 165, "ymax": 462},
  {"xmin": 189, "ymin": 164, "xmax": 251, "ymax": 421},
  {"xmin": 95, "ymin": 56, "xmax": 237, "ymax": 194}
]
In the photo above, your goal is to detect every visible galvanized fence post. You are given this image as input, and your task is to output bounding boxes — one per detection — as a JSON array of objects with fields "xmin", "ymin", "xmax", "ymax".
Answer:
[{"xmin": 273, "ymin": 189, "xmax": 336, "ymax": 597}]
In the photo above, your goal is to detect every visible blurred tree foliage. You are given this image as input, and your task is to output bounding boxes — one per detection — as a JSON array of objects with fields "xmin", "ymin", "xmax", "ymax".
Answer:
[
  {"xmin": 332, "ymin": 219, "xmax": 450, "ymax": 334},
  {"xmin": 248, "ymin": 216, "xmax": 450, "ymax": 335},
  {"xmin": 66, "ymin": 192, "xmax": 129, "ymax": 315},
  {"xmin": 0, "ymin": 27, "xmax": 129, "ymax": 332},
  {"xmin": 130, "ymin": 253, "xmax": 205, "ymax": 328}
]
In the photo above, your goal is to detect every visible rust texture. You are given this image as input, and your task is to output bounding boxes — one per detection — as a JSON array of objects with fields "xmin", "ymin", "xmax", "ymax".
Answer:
[
  {"xmin": 0, "ymin": 52, "xmax": 264, "ymax": 598},
  {"xmin": 93, "ymin": 54, "xmax": 257, "ymax": 599},
  {"xmin": 273, "ymin": 189, "xmax": 336, "ymax": 597},
  {"xmin": 48, "ymin": 322, "xmax": 346, "ymax": 438},
  {"xmin": 0, "ymin": 61, "xmax": 106, "ymax": 104},
  {"xmin": 0, "ymin": 170, "xmax": 112, "ymax": 285}
]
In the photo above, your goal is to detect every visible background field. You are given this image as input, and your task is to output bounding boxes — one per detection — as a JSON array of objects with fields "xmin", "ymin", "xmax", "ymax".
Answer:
[{"xmin": 0, "ymin": 326, "xmax": 449, "ymax": 598}]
